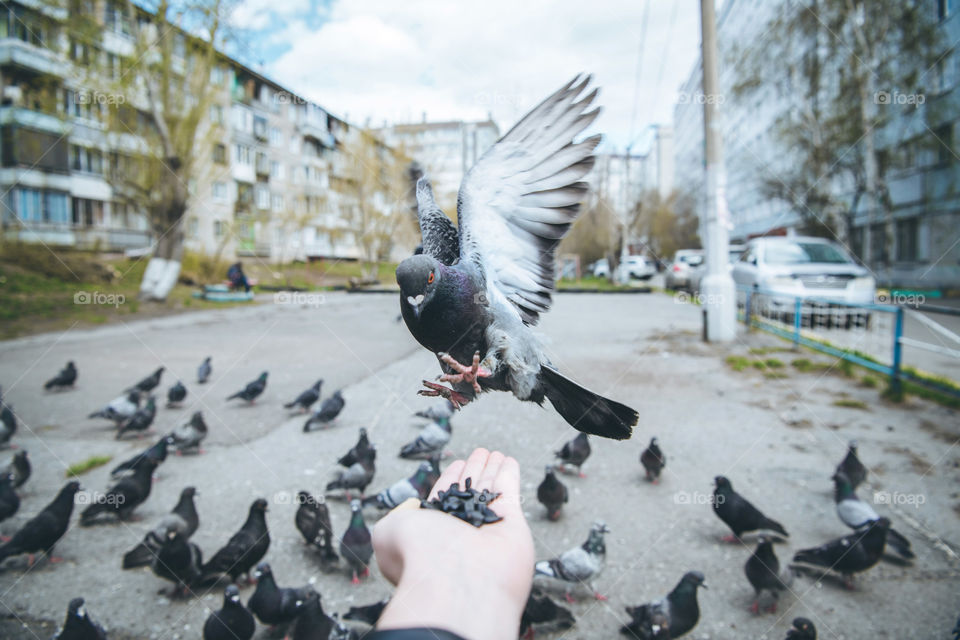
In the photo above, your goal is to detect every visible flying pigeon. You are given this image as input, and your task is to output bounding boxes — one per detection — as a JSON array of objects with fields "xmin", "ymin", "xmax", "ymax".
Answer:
[
  {"xmin": 836, "ymin": 440, "xmax": 867, "ymax": 490},
  {"xmin": 200, "ymin": 498, "xmax": 270, "ymax": 585},
  {"xmin": 832, "ymin": 472, "xmax": 913, "ymax": 560},
  {"xmin": 786, "ymin": 616, "xmax": 817, "ymax": 640},
  {"xmin": 88, "ymin": 391, "xmax": 140, "ymax": 426},
  {"xmin": 337, "ymin": 428, "xmax": 372, "ymax": 468},
  {"xmin": 343, "ymin": 598, "xmax": 389, "ymax": 627},
  {"xmin": 227, "ymin": 372, "xmax": 268, "ymax": 404},
  {"xmin": 285, "ymin": 379, "xmax": 323, "ymax": 412},
  {"xmin": 414, "ymin": 399, "xmax": 455, "ymax": 423},
  {"xmin": 248, "ymin": 562, "xmax": 310, "ymax": 627},
  {"xmin": 127, "ymin": 366, "xmax": 165, "ymax": 394},
  {"xmin": 167, "ymin": 411, "xmax": 208, "ymax": 454},
  {"xmin": 399, "ymin": 414, "xmax": 451, "ymax": 459},
  {"xmin": 535, "ymin": 521, "xmax": 609, "ymax": 601},
  {"xmin": 44, "ymin": 361, "xmax": 77, "ymax": 391},
  {"xmin": 537, "ymin": 465, "xmax": 568, "ymax": 521},
  {"xmin": 792, "ymin": 517, "xmax": 889, "ymax": 589},
  {"xmin": 555, "ymin": 432, "xmax": 591, "ymax": 477},
  {"xmin": 0, "ymin": 473, "xmax": 20, "ymax": 523},
  {"xmin": 116, "ymin": 395, "xmax": 157, "ymax": 440},
  {"xmin": 621, "ymin": 571, "xmax": 706, "ymax": 639},
  {"xmin": 0, "ymin": 481, "xmax": 80, "ymax": 566},
  {"xmin": 0, "ymin": 401, "xmax": 14, "ymax": 447},
  {"xmin": 744, "ymin": 536, "xmax": 793, "ymax": 614},
  {"xmin": 520, "ymin": 588, "xmax": 575, "ymax": 639},
  {"xmin": 295, "ymin": 490, "xmax": 338, "ymax": 563},
  {"xmin": 2, "ymin": 450, "xmax": 30, "ymax": 489},
  {"xmin": 394, "ymin": 76, "xmax": 638, "ymax": 441},
  {"xmin": 198, "ymin": 356, "xmax": 212, "ymax": 384},
  {"xmin": 712, "ymin": 476, "xmax": 789, "ymax": 542},
  {"xmin": 204, "ymin": 584, "xmax": 255, "ymax": 640},
  {"xmin": 52, "ymin": 597, "xmax": 107, "ymax": 640},
  {"xmin": 152, "ymin": 529, "xmax": 204, "ymax": 598},
  {"xmin": 327, "ymin": 448, "xmax": 376, "ymax": 499},
  {"xmin": 364, "ymin": 461, "xmax": 435, "ymax": 510},
  {"xmin": 292, "ymin": 589, "xmax": 340, "ymax": 640},
  {"xmin": 340, "ymin": 499, "xmax": 373, "ymax": 584},
  {"xmin": 640, "ymin": 437, "xmax": 665, "ymax": 483},
  {"xmin": 80, "ymin": 457, "xmax": 157, "ymax": 524},
  {"xmin": 111, "ymin": 435, "xmax": 171, "ymax": 479},
  {"xmin": 167, "ymin": 381, "xmax": 187, "ymax": 407},
  {"xmin": 304, "ymin": 390, "xmax": 345, "ymax": 431},
  {"xmin": 123, "ymin": 486, "xmax": 199, "ymax": 569}
]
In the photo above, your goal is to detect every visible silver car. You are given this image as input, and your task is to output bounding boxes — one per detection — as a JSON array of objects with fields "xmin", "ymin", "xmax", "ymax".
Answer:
[
  {"xmin": 690, "ymin": 244, "xmax": 745, "ymax": 295},
  {"xmin": 665, "ymin": 249, "xmax": 704, "ymax": 290}
]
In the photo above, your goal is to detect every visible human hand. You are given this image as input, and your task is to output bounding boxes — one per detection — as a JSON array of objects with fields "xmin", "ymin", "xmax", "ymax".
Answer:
[{"xmin": 373, "ymin": 448, "xmax": 535, "ymax": 640}]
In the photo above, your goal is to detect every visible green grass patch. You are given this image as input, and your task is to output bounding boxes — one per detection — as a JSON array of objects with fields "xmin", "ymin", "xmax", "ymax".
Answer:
[
  {"xmin": 557, "ymin": 275, "xmax": 637, "ymax": 291},
  {"xmin": 764, "ymin": 358, "xmax": 784, "ymax": 368},
  {"xmin": 861, "ymin": 375, "xmax": 879, "ymax": 388},
  {"xmin": 838, "ymin": 360, "xmax": 856, "ymax": 378},
  {"xmin": 749, "ymin": 346, "xmax": 788, "ymax": 355},
  {"xmin": 726, "ymin": 355, "xmax": 750, "ymax": 372},
  {"xmin": 833, "ymin": 398, "xmax": 868, "ymax": 410},
  {"xmin": 65, "ymin": 455, "xmax": 112, "ymax": 477},
  {"xmin": 764, "ymin": 371, "xmax": 789, "ymax": 379}
]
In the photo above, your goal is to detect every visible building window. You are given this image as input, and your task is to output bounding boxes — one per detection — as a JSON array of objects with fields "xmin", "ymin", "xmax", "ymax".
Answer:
[
  {"xmin": 212, "ymin": 181, "xmax": 228, "ymax": 201},
  {"xmin": 935, "ymin": 124, "xmax": 954, "ymax": 164},
  {"xmin": 210, "ymin": 104, "xmax": 224, "ymax": 125},
  {"xmin": 44, "ymin": 192, "xmax": 69, "ymax": 225},
  {"xmin": 210, "ymin": 66, "xmax": 224, "ymax": 85},
  {"xmin": 270, "ymin": 161, "xmax": 283, "ymax": 180},
  {"xmin": 70, "ymin": 146, "xmax": 104, "ymax": 174},
  {"xmin": 187, "ymin": 217, "xmax": 199, "ymax": 238},
  {"xmin": 16, "ymin": 188, "xmax": 42, "ymax": 222},
  {"xmin": 72, "ymin": 198, "xmax": 104, "ymax": 227},
  {"xmin": 256, "ymin": 186, "xmax": 270, "ymax": 209},
  {"xmin": 896, "ymin": 218, "xmax": 919, "ymax": 262},
  {"xmin": 939, "ymin": 0, "xmax": 954, "ymax": 20},
  {"xmin": 234, "ymin": 144, "xmax": 251, "ymax": 165},
  {"xmin": 213, "ymin": 143, "xmax": 226, "ymax": 164},
  {"xmin": 269, "ymin": 127, "xmax": 282, "ymax": 146},
  {"xmin": 214, "ymin": 220, "xmax": 224, "ymax": 237},
  {"xmin": 271, "ymin": 194, "xmax": 284, "ymax": 212}
]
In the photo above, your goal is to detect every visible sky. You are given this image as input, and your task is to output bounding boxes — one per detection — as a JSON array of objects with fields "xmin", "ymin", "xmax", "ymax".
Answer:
[{"xmin": 228, "ymin": 0, "xmax": 705, "ymax": 155}]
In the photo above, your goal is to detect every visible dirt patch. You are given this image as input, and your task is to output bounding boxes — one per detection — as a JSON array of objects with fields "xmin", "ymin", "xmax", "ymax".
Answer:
[
  {"xmin": 919, "ymin": 419, "xmax": 960, "ymax": 444},
  {"xmin": 884, "ymin": 445, "xmax": 936, "ymax": 475}
]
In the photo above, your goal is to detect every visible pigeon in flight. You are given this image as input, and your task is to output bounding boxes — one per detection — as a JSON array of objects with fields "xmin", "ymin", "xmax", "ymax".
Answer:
[
  {"xmin": 395, "ymin": 76, "xmax": 638, "ymax": 440},
  {"xmin": 88, "ymin": 391, "xmax": 140, "ymax": 426},
  {"xmin": 227, "ymin": 372, "xmax": 268, "ymax": 404},
  {"xmin": 535, "ymin": 521, "xmax": 609, "ymax": 601},
  {"xmin": 712, "ymin": 476, "xmax": 789, "ymax": 542},
  {"xmin": 621, "ymin": 571, "xmax": 706, "ymax": 639},
  {"xmin": 204, "ymin": 584, "xmax": 255, "ymax": 640},
  {"xmin": 285, "ymin": 379, "xmax": 323, "ymax": 412},
  {"xmin": 44, "ymin": 361, "xmax": 77, "ymax": 391},
  {"xmin": 294, "ymin": 490, "xmax": 338, "ymax": 563},
  {"xmin": 640, "ymin": 437, "xmax": 665, "ymax": 483},
  {"xmin": 744, "ymin": 536, "xmax": 793, "ymax": 614},
  {"xmin": 0, "ymin": 481, "xmax": 80, "ymax": 566},
  {"xmin": 167, "ymin": 381, "xmax": 187, "ymax": 407},
  {"xmin": 555, "ymin": 432, "xmax": 591, "ymax": 477},
  {"xmin": 52, "ymin": 597, "xmax": 107, "ymax": 640},
  {"xmin": 128, "ymin": 366, "xmax": 165, "ymax": 394},
  {"xmin": 197, "ymin": 356, "xmax": 213, "ymax": 384},
  {"xmin": 116, "ymin": 395, "xmax": 157, "ymax": 440},
  {"xmin": 304, "ymin": 390, "xmax": 345, "ymax": 431},
  {"xmin": 2, "ymin": 450, "xmax": 30, "ymax": 489},
  {"xmin": 537, "ymin": 465, "xmax": 568, "ymax": 521},
  {"xmin": 836, "ymin": 440, "xmax": 867, "ymax": 490},
  {"xmin": 832, "ymin": 472, "xmax": 913, "ymax": 561},
  {"xmin": 792, "ymin": 517, "xmax": 889, "ymax": 589},
  {"xmin": 786, "ymin": 617, "xmax": 817, "ymax": 640}
]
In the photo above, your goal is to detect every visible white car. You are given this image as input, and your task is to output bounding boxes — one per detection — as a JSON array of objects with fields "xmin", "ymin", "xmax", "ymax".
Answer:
[
  {"xmin": 621, "ymin": 255, "xmax": 656, "ymax": 280},
  {"xmin": 690, "ymin": 244, "xmax": 745, "ymax": 295},
  {"xmin": 665, "ymin": 250, "xmax": 704, "ymax": 290}
]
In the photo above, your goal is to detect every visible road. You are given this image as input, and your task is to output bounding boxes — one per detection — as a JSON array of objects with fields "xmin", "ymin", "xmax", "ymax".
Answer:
[{"xmin": 0, "ymin": 292, "xmax": 957, "ymax": 639}]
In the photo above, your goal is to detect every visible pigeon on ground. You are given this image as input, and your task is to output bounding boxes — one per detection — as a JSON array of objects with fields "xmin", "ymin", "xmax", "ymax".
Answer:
[
  {"xmin": 414, "ymin": 399, "xmax": 455, "ymax": 423},
  {"xmin": 123, "ymin": 486, "xmax": 199, "ymax": 569},
  {"xmin": 832, "ymin": 472, "xmax": 913, "ymax": 560},
  {"xmin": 167, "ymin": 381, "xmax": 187, "ymax": 407},
  {"xmin": 0, "ymin": 401, "xmax": 14, "ymax": 447},
  {"xmin": 152, "ymin": 529, "xmax": 204, "ymax": 597},
  {"xmin": 116, "ymin": 395, "xmax": 157, "ymax": 439},
  {"xmin": 248, "ymin": 562, "xmax": 310, "ymax": 627},
  {"xmin": 200, "ymin": 498, "xmax": 270, "ymax": 585},
  {"xmin": 111, "ymin": 435, "xmax": 171, "ymax": 479},
  {"xmin": 52, "ymin": 597, "xmax": 107, "ymax": 640},
  {"xmin": 395, "ymin": 76, "xmax": 638, "ymax": 441},
  {"xmin": 292, "ymin": 589, "xmax": 340, "ymax": 640},
  {"xmin": 340, "ymin": 499, "xmax": 373, "ymax": 584},
  {"xmin": 326, "ymin": 448, "xmax": 376, "ymax": 499},
  {"xmin": 128, "ymin": 366, "xmax": 165, "ymax": 394},
  {"xmin": 520, "ymin": 589, "xmax": 575, "ymax": 639},
  {"xmin": 285, "ymin": 379, "xmax": 323, "ymax": 412},
  {"xmin": 621, "ymin": 571, "xmax": 706, "ymax": 639},
  {"xmin": 2, "ymin": 450, "xmax": 30, "ymax": 489},
  {"xmin": 80, "ymin": 458, "xmax": 157, "ymax": 524},
  {"xmin": 0, "ymin": 481, "xmax": 80, "ymax": 566},
  {"xmin": 204, "ymin": 584, "xmax": 255, "ymax": 640},
  {"xmin": 45, "ymin": 361, "xmax": 77, "ymax": 391},
  {"xmin": 836, "ymin": 440, "xmax": 867, "ymax": 490},
  {"xmin": 227, "ymin": 372, "xmax": 268, "ymax": 404},
  {"xmin": 0, "ymin": 473, "xmax": 20, "ymax": 523},
  {"xmin": 198, "ymin": 356, "xmax": 212, "ymax": 384},
  {"xmin": 555, "ymin": 432, "xmax": 591, "ymax": 477},
  {"xmin": 537, "ymin": 465, "xmax": 568, "ymax": 521},
  {"xmin": 792, "ymin": 517, "xmax": 889, "ymax": 589},
  {"xmin": 343, "ymin": 598, "xmax": 389, "ymax": 627},
  {"xmin": 88, "ymin": 391, "xmax": 140, "ymax": 426},
  {"xmin": 712, "ymin": 476, "xmax": 789, "ymax": 542},
  {"xmin": 426, "ymin": 454, "xmax": 442, "ymax": 487},
  {"xmin": 534, "ymin": 521, "xmax": 609, "ymax": 600},
  {"xmin": 364, "ymin": 461, "xmax": 434, "ymax": 510},
  {"xmin": 640, "ymin": 437, "xmax": 665, "ymax": 483},
  {"xmin": 337, "ymin": 428, "xmax": 372, "ymax": 468},
  {"xmin": 399, "ymin": 415, "xmax": 451, "ymax": 459},
  {"xmin": 295, "ymin": 491, "xmax": 338, "ymax": 563},
  {"xmin": 304, "ymin": 390, "xmax": 345, "ymax": 431},
  {"xmin": 744, "ymin": 537, "xmax": 793, "ymax": 614},
  {"xmin": 786, "ymin": 617, "xmax": 817, "ymax": 640},
  {"xmin": 167, "ymin": 411, "xmax": 208, "ymax": 454}
]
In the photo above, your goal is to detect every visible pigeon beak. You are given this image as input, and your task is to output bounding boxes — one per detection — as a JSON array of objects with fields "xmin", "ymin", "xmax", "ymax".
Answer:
[
  {"xmin": 700, "ymin": 582, "xmax": 708, "ymax": 589},
  {"xmin": 406, "ymin": 295, "xmax": 425, "ymax": 319}
]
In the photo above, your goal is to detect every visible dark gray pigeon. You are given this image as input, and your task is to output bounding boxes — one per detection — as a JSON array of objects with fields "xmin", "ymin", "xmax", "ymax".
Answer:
[
  {"xmin": 0, "ymin": 473, "xmax": 20, "ymax": 523},
  {"xmin": 537, "ymin": 465, "xmax": 568, "ymax": 521},
  {"xmin": 45, "ymin": 361, "xmax": 77, "ymax": 391},
  {"xmin": 343, "ymin": 598, "xmax": 389, "ymax": 627},
  {"xmin": 534, "ymin": 521, "xmax": 609, "ymax": 600},
  {"xmin": 326, "ymin": 448, "xmax": 375, "ymax": 499},
  {"xmin": 832, "ymin": 472, "xmax": 913, "ymax": 561},
  {"xmin": 792, "ymin": 517, "xmax": 889, "ymax": 589},
  {"xmin": 340, "ymin": 499, "xmax": 372, "ymax": 583},
  {"xmin": 399, "ymin": 415, "xmax": 451, "ymax": 459},
  {"xmin": 197, "ymin": 356, "xmax": 212, "ymax": 384},
  {"xmin": 713, "ymin": 476, "xmax": 788, "ymax": 541},
  {"xmin": 521, "ymin": 589, "xmax": 575, "ymax": 639},
  {"xmin": 116, "ymin": 395, "xmax": 157, "ymax": 439},
  {"xmin": 292, "ymin": 589, "xmax": 339, "ymax": 640},
  {"xmin": 0, "ymin": 401, "xmax": 14, "ymax": 447},
  {"xmin": 640, "ymin": 437, "xmax": 665, "ymax": 483},
  {"xmin": 836, "ymin": 440, "xmax": 867, "ymax": 490},
  {"xmin": 285, "ymin": 379, "xmax": 323, "ymax": 412},
  {"xmin": 248, "ymin": 562, "xmax": 310, "ymax": 627},
  {"xmin": 364, "ymin": 461, "xmax": 434, "ymax": 510},
  {"xmin": 555, "ymin": 432, "xmax": 591, "ymax": 477},
  {"xmin": 168, "ymin": 411, "xmax": 208, "ymax": 454},
  {"xmin": 2, "ymin": 450, "xmax": 30, "ymax": 489},
  {"xmin": 621, "ymin": 571, "xmax": 706, "ymax": 639},
  {"xmin": 200, "ymin": 498, "xmax": 270, "ymax": 585},
  {"xmin": 151, "ymin": 529, "xmax": 203, "ymax": 598},
  {"xmin": 744, "ymin": 537, "xmax": 793, "ymax": 614},
  {"xmin": 337, "ymin": 428, "xmax": 372, "ymax": 468},
  {"xmin": 80, "ymin": 458, "xmax": 157, "ymax": 524},
  {"xmin": 111, "ymin": 435, "xmax": 171, "ymax": 479},
  {"xmin": 53, "ymin": 597, "xmax": 107, "ymax": 640},
  {"xmin": 394, "ymin": 76, "xmax": 637, "ymax": 441},
  {"xmin": 414, "ymin": 399, "xmax": 455, "ymax": 423},
  {"xmin": 304, "ymin": 390, "xmax": 345, "ymax": 431},
  {"xmin": 128, "ymin": 366, "xmax": 165, "ymax": 393},
  {"xmin": 123, "ymin": 486, "xmax": 199, "ymax": 569},
  {"xmin": 786, "ymin": 617, "xmax": 817, "ymax": 640},
  {"xmin": 0, "ymin": 481, "xmax": 80, "ymax": 566},
  {"xmin": 295, "ymin": 490, "xmax": 338, "ymax": 563},
  {"xmin": 227, "ymin": 372, "xmax": 268, "ymax": 403},
  {"xmin": 167, "ymin": 381, "xmax": 187, "ymax": 407},
  {"xmin": 204, "ymin": 584, "xmax": 255, "ymax": 640},
  {"xmin": 88, "ymin": 391, "xmax": 140, "ymax": 426}
]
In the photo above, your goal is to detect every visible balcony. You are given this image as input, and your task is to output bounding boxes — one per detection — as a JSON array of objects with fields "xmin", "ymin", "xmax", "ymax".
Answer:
[
  {"xmin": 299, "ymin": 121, "xmax": 336, "ymax": 148},
  {"xmin": 0, "ymin": 39, "xmax": 67, "ymax": 77},
  {"xmin": 0, "ymin": 105, "xmax": 68, "ymax": 135},
  {"xmin": 4, "ymin": 222, "xmax": 152, "ymax": 251},
  {"xmin": 236, "ymin": 240, "xmax": 270, "ymax": 257}
]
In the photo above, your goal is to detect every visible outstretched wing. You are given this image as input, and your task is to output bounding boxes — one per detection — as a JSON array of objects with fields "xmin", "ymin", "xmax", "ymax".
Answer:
[
  {"xmin": 415, "ymin": 178, "xmax": 460, "ymax": 265},
  {"xmin": 456, "ymin": 75, "xmax": 600, "ymax": 325}
]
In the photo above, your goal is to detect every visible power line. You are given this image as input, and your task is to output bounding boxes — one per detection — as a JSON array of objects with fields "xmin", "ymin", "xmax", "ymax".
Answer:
[{"xmin": 626, "ymin": 0, "xmax": 651, "ymax": 154}]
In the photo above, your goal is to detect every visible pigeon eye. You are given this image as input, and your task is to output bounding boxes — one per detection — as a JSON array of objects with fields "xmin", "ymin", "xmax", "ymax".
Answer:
[{"xmin": 427, "ymin": 272, "xmax": 434, "ymax": 284}]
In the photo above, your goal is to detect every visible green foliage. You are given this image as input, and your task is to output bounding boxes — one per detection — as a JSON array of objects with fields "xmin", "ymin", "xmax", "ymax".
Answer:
[
  {"xmin": 66, "ymin": 455, "xmax": 112, "ymax": 477},
  {"xmin": 833, "ymin": 398, "xmax": 868, "ymax": 410},
  {"xmin": 861, "ymin": 375, "xmax": 879, "ymax": 388},
  {"xmin": 628, "ymin": 189, "xmax": 700, "ymax": 262},
  {"xmin": 726, "ymin": 355, "xmax": 750, "ymax": 371}
]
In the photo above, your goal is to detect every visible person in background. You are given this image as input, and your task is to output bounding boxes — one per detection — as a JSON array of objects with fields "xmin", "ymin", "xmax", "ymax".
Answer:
[{"xmin": 227, "ymin": 261, "xmax": 250, "ymax": 292}]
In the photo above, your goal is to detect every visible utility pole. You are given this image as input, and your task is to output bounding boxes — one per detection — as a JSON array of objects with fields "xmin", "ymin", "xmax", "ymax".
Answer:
[{"xmin": 699, "ymin": 0, "xmax": 736, "ymax": 342}]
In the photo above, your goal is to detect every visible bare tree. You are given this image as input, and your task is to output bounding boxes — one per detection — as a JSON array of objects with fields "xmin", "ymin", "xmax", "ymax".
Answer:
[{"xmin": 629, "ymin": 189, "xmax": 701, "ymax": 262}]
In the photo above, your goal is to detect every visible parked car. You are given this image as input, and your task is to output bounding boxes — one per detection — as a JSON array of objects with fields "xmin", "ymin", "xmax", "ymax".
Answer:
[
  {"xmin": 590, "ymin": 258, "xmax": 610, "ymax": 278},
  {"xmin": 690, "ymin": 244, "xmax": 745, "ymax": 295},
  {"xmin": 664, "ymin": 249, "xmax": 704, "ymax": 290},
  {"xmin": 621, "ymin": 255, "xmax": 656, "ymax": 280}
]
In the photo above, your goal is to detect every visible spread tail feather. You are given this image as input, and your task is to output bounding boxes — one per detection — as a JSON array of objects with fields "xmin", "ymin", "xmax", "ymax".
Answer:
[{"xmin": 540, "ymin": 366, "xmax": 635, "ymax": 440}]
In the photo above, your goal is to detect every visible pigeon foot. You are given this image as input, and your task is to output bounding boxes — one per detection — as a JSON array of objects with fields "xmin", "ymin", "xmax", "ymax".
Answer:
[
  {"xmin": 749, "ymin": 601, "xmax": 759, "ymax": 614},
  {"xmin": 437, "ymin": 351, "xmax": 490, "ymax": 393},
  {"xmin": 720, "ymin": 535, "xmax": 738, "ymax": 543},
  {"xmin": 419, "ymin": 380, "xmax": 470, "ymax": 408},
  {"xmin": 563, "ymin": 592, "xmax": 575, "ymax": 604},
  {"xmin": 594, "ymin": 592, "xmax": 607, "ymax": 601}
]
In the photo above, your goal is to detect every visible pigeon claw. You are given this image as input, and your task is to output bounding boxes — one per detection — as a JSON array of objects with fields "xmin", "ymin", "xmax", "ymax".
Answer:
[
  {"xmin": 437, "ymin": 351, "xmax": 490, "ymax": 393},
  {"xmin": 749, "ymin": 601, "xmax": 759, "ymax": 614},
  {"xmin": 419, "ymin": 380, "xmax": 470, "ymax": 409},
  {"xmin": 593, "ymin": 592, "xmax": 607, "ymax": 601}
]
